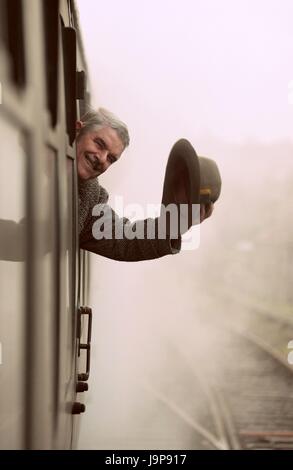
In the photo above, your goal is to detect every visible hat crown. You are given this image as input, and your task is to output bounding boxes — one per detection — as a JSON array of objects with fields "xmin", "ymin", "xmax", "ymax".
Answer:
[
  {"xmin": 198, "ymin": 156, "xmax": 222, "ymax": 203},
  {"xmin": 162, "ymin": 138, "xmax": 222, "ymax": 207}
]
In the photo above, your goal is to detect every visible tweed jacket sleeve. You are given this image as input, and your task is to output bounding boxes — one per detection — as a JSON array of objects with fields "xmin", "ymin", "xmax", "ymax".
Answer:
[{"xmin": 79, "ymin": 182, "xmax": 181, "ymax": 262}]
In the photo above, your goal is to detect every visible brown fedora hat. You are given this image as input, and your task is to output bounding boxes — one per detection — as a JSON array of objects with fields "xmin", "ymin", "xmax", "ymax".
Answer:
[{"xmin": 161, "ymin": 138, "xmax": 222, "ymax": 208}]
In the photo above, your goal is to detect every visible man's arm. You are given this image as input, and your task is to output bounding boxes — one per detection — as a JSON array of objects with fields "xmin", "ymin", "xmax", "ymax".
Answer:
[
  {"xmin": 78, "ymin": 184, "xmax": 213, "ymax": 262},
  {"xmin": 79, "ymin": 206, "xmax": 181, "ymax": 262}
]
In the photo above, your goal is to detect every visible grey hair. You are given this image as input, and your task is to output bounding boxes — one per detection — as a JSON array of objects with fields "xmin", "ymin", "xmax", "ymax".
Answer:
[{"xmin": 79, "ymin": 106, "xmax": 130, "ymax": 148}]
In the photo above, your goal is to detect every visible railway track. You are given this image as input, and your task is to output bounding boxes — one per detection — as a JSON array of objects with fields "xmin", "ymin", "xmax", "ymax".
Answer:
[
  {"xmin": 139, "ymin": 313, "xmax": 293, "ymax": 450},
  {"xmin": 141, "ymin": 340, "xmax": 241, "ymax": 450},
  {"xmin": 108, "ymin": 286, "xmax": 293, "ymax": 450},
  {"xmin": 207, "ymin": 322, "xmax": 293, "ymax": 450}
]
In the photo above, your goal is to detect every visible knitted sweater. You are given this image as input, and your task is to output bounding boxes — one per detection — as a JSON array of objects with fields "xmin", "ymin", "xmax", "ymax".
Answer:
[{"xmin": 78, "ymin": 178, "xmax": 181, "ymax": 262}]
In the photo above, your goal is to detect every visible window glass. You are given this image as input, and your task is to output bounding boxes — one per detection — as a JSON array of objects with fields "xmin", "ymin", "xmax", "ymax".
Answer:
[
  {"xmin": 42, "ymin": 147, "xmax": 58, "ymax": 426},
  {"xmin": 54, "ymin": 157, "xmax": 76, "ymax": 448},
  {"xmin": 65, "ymin": 157, "xmax": 75, "ymax": 382}
]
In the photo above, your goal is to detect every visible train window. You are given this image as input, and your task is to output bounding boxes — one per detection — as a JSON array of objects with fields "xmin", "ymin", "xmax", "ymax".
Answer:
[
  {"xmin": 0, "ymin": 115, "xmax": 27, "ymax": 448},
  {"xmin": 51, "ymin": 156, "xmax": 77, "ymax": 448},
  {"xmin": 3, "ymin": 0, "xmax": 26, "ymax": 87},
  {"xmin": 41, "ymin": 147, "xmax": 59, "ymax": 426},
  {"xmin": 62, "ymin": 26, "xmax": 77, "ymax": 145},
  {"xmin": 42, "ymin": 0, "xmax": 59, "ymax": 128},
  {"xmin": 65, "ymin": 157, "xmax": 76, "ymax": 380}
]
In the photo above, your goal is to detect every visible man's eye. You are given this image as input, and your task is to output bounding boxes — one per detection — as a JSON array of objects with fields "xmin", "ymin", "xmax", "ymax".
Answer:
[
  {"xmin": 94, "ymin": 139, "xmax": 105, "ymax": 149},
  {"xmin": 108, "ymin": 155, "xmax": 116, "ymax": 164}
]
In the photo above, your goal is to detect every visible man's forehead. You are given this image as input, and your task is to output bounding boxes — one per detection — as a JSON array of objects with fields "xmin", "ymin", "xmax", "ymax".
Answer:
[{"xmin": 91, "ymin": 126, "xmax": 119, "ymax": 140}]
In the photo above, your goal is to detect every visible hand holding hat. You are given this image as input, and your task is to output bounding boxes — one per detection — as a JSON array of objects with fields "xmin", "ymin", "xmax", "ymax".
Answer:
[{"xmin": 161, "ymin": 139, "xmax": 221, "ymax": 235}]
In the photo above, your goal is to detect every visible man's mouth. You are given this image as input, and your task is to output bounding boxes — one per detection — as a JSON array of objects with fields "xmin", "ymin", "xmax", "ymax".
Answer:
[{"xmin": 85, "ymin": 153, "xmax": 100, "ymax": 172}]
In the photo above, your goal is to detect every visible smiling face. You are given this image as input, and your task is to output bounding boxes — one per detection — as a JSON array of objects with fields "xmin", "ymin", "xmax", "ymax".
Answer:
[{"xmin": 76, "ymin": 124, "xmax": 125, "ymax": 181}]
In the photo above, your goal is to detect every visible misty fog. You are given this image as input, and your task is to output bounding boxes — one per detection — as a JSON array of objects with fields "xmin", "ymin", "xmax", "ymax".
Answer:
[{"xmin": 76, "ymin": 0, "xmax": 293, "ymax": 449}]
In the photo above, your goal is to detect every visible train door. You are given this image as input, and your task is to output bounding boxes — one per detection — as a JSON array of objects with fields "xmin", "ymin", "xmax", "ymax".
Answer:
[{"xmin": 0, "ymin": 0, "xmax": 90, "ymax": 449}]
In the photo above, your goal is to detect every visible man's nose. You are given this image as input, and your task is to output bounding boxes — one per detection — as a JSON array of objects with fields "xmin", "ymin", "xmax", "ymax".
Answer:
[{"xmin": 97, "ymin": 149, "xmax": 108, "ymax": 165}]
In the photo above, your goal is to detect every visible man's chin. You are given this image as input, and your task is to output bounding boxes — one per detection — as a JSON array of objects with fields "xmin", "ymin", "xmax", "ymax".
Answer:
[
  {"xmin": 77, "ymin": 164, "xmax": 93, "ymax": 181},
  {"xmin": 78, "ymin": 170, "xmax": 100, "ymax": 181}
]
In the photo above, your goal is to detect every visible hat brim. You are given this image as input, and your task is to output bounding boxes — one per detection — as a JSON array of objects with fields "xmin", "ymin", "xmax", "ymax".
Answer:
[{"xmin": 161, "ymin": 138, "xmax": 201, "ymax": 208}]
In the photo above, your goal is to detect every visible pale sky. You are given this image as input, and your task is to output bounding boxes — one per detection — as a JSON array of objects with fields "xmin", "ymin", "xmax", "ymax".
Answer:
[
  {"xmin": 77, "ymin": 0, "xmax": 293, "ymax": 204},
  {"xmin": 77, "ymin": 0, "xmax": 293, "ymax": 144}
]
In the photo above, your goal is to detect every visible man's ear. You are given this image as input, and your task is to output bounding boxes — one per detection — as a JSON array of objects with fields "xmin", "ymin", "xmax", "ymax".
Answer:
[{"xmin": 76, "ymin": 120, "xmax": 84, "ymax": 131}]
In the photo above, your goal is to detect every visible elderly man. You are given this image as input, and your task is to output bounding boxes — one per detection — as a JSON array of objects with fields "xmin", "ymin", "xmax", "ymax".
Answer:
[{"xmin": 77, "ymin": 107, "xmax": 213, "ymax": 261}]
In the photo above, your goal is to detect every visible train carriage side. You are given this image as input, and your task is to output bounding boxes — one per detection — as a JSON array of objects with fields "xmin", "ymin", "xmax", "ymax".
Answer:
[{"xmin": 0, "ymin": 0, "xmax": 90, "ymax": 449}]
